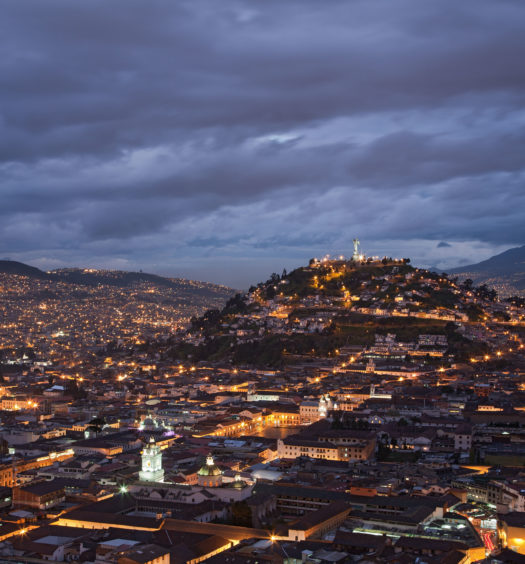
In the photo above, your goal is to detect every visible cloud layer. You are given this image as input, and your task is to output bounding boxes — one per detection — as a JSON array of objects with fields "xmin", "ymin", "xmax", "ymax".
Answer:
[{"xmin": 1, "ymin": 0, "xmax": 524, "ymax": 286}]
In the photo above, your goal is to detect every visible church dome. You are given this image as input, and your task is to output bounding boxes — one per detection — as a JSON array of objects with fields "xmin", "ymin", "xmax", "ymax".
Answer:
[
  {"xmin": 197, "ymin": 454, "xmax": 222, "ymax": 476},
  {"xmin": 232, "ymin": 474, "xmax": 247, "ymax": 489}
]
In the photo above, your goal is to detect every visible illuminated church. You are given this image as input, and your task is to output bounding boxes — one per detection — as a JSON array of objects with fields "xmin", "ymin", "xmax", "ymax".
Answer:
[
  {"xmin": 132, "ymin": 448, "xmax": 252, "ymax": 504},
  {"xmin": 139, "ymin": 436, "xmax": 165, "ymax": 483},
  {"xmin": 197, "ymin": 453, "xmax": 223, "ymax": 487}
]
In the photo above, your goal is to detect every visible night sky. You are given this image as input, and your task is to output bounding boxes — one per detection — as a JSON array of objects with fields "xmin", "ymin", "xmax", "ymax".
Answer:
[{"xmin": 2, "ymin": 1, "xmax": 524, "ymax": 288}]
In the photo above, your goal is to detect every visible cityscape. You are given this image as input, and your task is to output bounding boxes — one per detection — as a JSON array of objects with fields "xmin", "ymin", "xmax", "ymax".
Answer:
[
  {"xmin": 2, "ymin": 1, "xmax": 525, "ymax": 563},
  {"xmin": 0, "ymin": 249, "xmax": 523, "ymax": 563}
]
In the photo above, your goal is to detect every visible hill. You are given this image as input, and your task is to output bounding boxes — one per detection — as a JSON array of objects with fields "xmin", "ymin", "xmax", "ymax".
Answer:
[
  {"xmin": 0, "ymin": 260, "xmax": 234, "ymax": 300},
  {"xmin": 449, "ymin": 245, "xmax": 525, "ymax": 297},
  {"xmin": 0, "ymin": 260, "xmax": 48, "ymax": 279},
  {"xmin": 0, "ymin": 261, "xmax": 235, "ymax": 357},
  {"xmin": 163, "ymin": 257, "xmax": 502, "ymax": 367}
]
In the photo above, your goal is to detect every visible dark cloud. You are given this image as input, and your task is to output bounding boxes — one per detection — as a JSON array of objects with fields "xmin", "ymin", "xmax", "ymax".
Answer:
[{"xmin": 1, "ymin": 0, "xmax": 524, "ymax": 286}]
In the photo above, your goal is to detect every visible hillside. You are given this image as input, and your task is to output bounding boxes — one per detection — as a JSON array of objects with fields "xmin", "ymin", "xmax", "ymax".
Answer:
[
  {"xmin": 449, "ymin": 245, "xmax": 525, "ymax": 297},
  {"xmin": 0, "ymin": 260, "xmax": 234, "ymax": 301},
  {"xmin": 0, "ymin": 260, "xmax": 48, "ymax": 279},
  {"xmin": 0, "ymin": 261, "xmax": 235, "ymax": 358},
  {"xmin": 163, "ymin": 257, "xmax": 511, "ymax": 367}
]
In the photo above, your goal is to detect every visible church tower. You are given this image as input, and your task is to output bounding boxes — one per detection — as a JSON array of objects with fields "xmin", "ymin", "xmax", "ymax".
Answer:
[{"xmin": 139, "ymin": 437, "xmax": 164, "ymax": 482}]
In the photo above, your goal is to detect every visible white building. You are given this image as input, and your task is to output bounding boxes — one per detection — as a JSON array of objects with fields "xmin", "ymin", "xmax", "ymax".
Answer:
[{"xmin": 139, "ymin": 437, "xmax": 164, "ymax": 483}]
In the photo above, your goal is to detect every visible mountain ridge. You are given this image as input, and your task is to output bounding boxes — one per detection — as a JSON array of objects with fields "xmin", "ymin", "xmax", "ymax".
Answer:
[
  {"xmin": 448, "ymin": 244, "xmax": 525, "ymax": 296},
  {"xmin": 0, "ymin": 260, "xmax": 233, "ymax": 294},
  {"xmin": 0, "ymin": 260, "xmax": 48, "ymax": 279},
  {"xmin": 449, "ymin": 245, "xmax": 525, "ymax": 275}
]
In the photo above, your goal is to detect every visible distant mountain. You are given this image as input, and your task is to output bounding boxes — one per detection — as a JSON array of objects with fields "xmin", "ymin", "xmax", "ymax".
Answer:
[
  {"xmin": 0, "ymin": 260, "xmax": 48, "ymax": 279},
  {"xmin": 0, "ymin": 261, "xmax": 236, "ymax": 353},
  {"xmin": 449, "ymin": 245, "xmax": 525, "ymax": 297},
  {"xmin": 49, "ymin": 268, "xmax": 176, "ymax": 288},
  {"xmin": 0, "ymin": 260, "xmax": 235, "ymax": 300}
]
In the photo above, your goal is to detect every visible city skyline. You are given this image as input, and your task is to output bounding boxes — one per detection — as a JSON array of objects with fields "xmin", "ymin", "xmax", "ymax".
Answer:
[
  {"xmin": 1, "ymin": 4, "xmax": 524, "ymax": 554},
  {"xmin": 2, "ymin": 0, "xmax": 525, "ymax": 287}
]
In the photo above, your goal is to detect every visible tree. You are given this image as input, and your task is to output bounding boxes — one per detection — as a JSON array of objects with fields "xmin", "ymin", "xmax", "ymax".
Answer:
[
  {"xmin": 331, "ymin": 412, "xmax": 343, "ymax": 429},
  {"xmin": 506, "ymin": 295, "xmax": 525, "ymax": 308},
  {"xmin": 465, "ymin": 304, "xmax": 484, "ymax": 322},
  {"xmin": 87, "ymin": 416, "xmax": 106, "ymax": 436},
  {"xmin": 67, "ymin": 380, "xmax": 88, "ymax": 400},
  {"xmin": 231, "ymin": 501, "xmax": 252, "ymax": 527},
  {"xmin": 224, "ymin": 294, "xmax": 248, "ymax": 315}
]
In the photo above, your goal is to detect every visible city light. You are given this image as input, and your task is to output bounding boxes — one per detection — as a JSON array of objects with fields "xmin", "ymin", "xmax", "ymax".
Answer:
[{"xmin": 0, "ymin": 244, "xmax": 522, "ymax": 556}]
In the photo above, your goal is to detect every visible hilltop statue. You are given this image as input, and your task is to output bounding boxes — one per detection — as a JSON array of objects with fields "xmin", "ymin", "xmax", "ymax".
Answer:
[{"xmin": 352, "ymin": 238, "xmax": 361, "ymax": 261}]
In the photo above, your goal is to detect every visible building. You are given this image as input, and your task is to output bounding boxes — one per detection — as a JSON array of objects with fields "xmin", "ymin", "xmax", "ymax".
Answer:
[
  {"xmin": 13, "ymin": 480, "xmax": 66, "ymax": 510},
  {"xmin": 117, "ymin": 544, "xmax": 170, "ymax": 564},
  {"xmin": 499, "ymin": 512, "xmax": 525, "ymax": 555},
  {"xmin": 197, "ymin": 454, "xmax": 223, "ymax": 488},
  {"xmin": 139, "ymin": 437, "xmax": 165, "ymax": 483},
  {"xmin": 300, "ymin": 396, "xmax": 332, "ymax": 424},
  {"xmin": 277, "ymin": 434, "xmax": 375, "ymax": 462},
  {"xmin": 287, "ymin": 501, "xmax": 351, "ymax": 541}
]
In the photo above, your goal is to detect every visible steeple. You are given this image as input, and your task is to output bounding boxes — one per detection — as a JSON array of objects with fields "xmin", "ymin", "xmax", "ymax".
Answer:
[{"xmin": 139, "ymin": 436, "xmax": 164, "ymax": 482}]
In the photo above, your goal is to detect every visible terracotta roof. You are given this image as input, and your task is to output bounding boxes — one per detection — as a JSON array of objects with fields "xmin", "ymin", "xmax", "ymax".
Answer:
[
  {"xmin": 288, "ymin": 501, "xmax": 351, "ymax": 531},
  {"xmin": 334, "ymin": 530, "xmax": 387, "ymax": 549},
  {"xmin": 395, "ymin": 536, "xmax": 468, "ymax": 552},
  {"xmin": 17, "ymin": 480, "xmax": 66, "ymax": 496},
  {"xmin": 118, "ymin": 544, "xmax": 170, "ymax": 564}
]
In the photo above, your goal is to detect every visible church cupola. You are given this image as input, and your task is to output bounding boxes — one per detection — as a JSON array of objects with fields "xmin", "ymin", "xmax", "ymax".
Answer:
[{"xmin": 197, "ymin": 453, "xmax": 222, "ymax": 487}]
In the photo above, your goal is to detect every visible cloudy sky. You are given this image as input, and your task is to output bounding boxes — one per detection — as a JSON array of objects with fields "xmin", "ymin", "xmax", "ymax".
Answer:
[{"xmin": 2, "ymin": 0, "xmax": 524, "ymax": 287}]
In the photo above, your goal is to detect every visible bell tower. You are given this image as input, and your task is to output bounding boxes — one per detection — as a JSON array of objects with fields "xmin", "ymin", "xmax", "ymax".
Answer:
[{"xmin": 139, "ymin": 437, "xmax": 164, "ymax": 482}]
